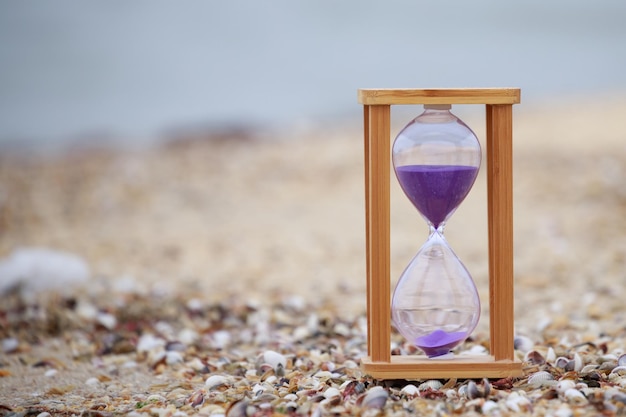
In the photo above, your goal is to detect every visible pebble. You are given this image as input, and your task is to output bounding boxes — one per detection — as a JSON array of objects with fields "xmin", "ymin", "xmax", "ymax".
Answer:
[{"xmin": 1, "ymin": 337, "xmax": 19, "ymax": 353}]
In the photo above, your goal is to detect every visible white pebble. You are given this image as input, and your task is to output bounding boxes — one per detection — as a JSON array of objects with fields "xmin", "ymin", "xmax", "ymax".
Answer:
[
  {"xmin": 482, "ymin": 400, "xmax": 499, "ymax": 414},
  {"xmin": 85, "ymin": 377, "xmax": 100, "ymax": 386},
  {"xmin": 165, "ymin": 351, "xmax": 184, "ymax": 365},
  {"xmin": 211, "ymin": 330, "xmax": 231, "ymax": 349},
  {"xmin": 44, "ymin": 369, "xmax": 58, "ymax": 377},
  {"xmin": 556, "ymin": 379, "xmax": 576, "ymax": 394},
  {"xmin": 97, "ymin": 312, "xmax": 117, "ymax": 330},
  {"xmin": 263, "ymin": 350, "xmax": 286, "ymax": 371},
  {"xmin": 137, "ymin": 334, "xmax": 165, "ymax": 352},
  {"xmin": 564, "ymin": 388, "xmax": 587, "ymax": 405},
  {"xmin": 2, "ymin": 338, "xmax": 19, "ymax": 353},
  {"xmin": 178, "ymin": 328, "xmax": 198, "ymax": 345},
  {"xmin": 146, "ymin": 394, "xmax": 166, "ymax": 403}
]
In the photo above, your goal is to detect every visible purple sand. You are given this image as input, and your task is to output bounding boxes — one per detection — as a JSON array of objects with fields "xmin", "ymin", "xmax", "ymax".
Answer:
[
  {"xmin": 395, "ymin": 165, "xmax": 479, "ymax": 228},
  {"xmin": 415, "ymin": 329, "xmax": 468, "ymax": 357}
]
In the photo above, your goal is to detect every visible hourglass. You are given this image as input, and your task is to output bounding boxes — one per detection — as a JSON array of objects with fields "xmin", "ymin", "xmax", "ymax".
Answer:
[{"xmin": 359, "ymin": 88, "xmax": 523, "ymax": 379}]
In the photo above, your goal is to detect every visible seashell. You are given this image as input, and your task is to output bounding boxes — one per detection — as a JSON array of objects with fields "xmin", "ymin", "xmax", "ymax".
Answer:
[
  {"xmin": 528, "ymin": 371, "xmax": 555, "ymax": 388},
  {"xmin": 556, "ymin": 379, "xmax": 576, "ymax": 394},
  {"xmin": 445, "ymin": 389, "xmax": 458, "ymax": 401},
  {"xmin": 599, "ymin": 354, "xmax": 619, "ymax": 363},
  {"xmin": 342, "ymin": 380, "xmax": 366, "ymax": 397},
  {"xmin": 137, "ymin": 334, "xmax": 165, "ymax": 353},
  {"xmin": 546, "ymin": 347, "xmax": 556, "ymax": 363},
  {"xmin": 188, "ymin": 389, "xmax": 205, "ymax": 408},
  {"xmin": 165, "ymin": 340, "xmax": 187, "ymax": 352},
  {"xmin": 360, "ymin": 386, "xmax": 388, "ymax": 409},
  {"xmin": 205, "ymin": 375, "xmax": 230, "ymax": 390},
  {"xmin": 564, "ymin": 388, "xmax": 587, "ymax": 405},
  {"xmin": 610, "ymin": 365, "xmax": 626, "ymax": 376},
  {"xmin": 481, "ymin": 400, "xmax": 499, "ymax": 414},
  {"xmin": 524, "ymin": 350, "xmax": 545, "ymax": 365},
  {"xmin": 260, "ymin": 350, "xmax": 287, "ymax": 372},
  {"xmin": 599, "ymin": 361, "xmax": 618, "ymax": 372},
  {"xmin": 580, "ymin": 364, "xmax": 599, "ymax": 374},
  {"xmin": 505, "ymin": 391, "xmax": 531, "ymax": 413},
  {"xmin": 565, "ymin": 353, "xmax": 583, "ymax": 372},
  {"xmin": 323, "ymin": 387, "xmax": 341, "ymax": 399},
  {"xmin": 619, "ymin": 354, "xmax": 626, "ymax": 367},
  {"xmin": 225, "ymin": 399, "xmax": 249, "ymax": 417},
  {"xmin": 555, "ymin": 356, "xmax": 570, "ymax": 369},
  {"xmin": 165, "ymin": 351, "xmax": 184, "ymax": 365},
  {"xmin": 418, "ymin": 380, "xmax": 443, "ymax": 391},
  {"xmin": 401, "ymin": 384, "xmax": 419, "ymax": 397},
  {"xmin": 514, "ymin": 336, "xmax": 534, "ymax": 353},
  {"xmin": 467, "ymin": 378, "xmax": 491, "ymax": 399},
  {"xmin": 1, "ymin": 338, "xmax": 19, "ymax": 354}
]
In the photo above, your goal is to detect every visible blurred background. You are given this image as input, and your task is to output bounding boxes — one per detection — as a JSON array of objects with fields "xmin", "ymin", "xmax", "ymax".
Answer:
[
  {"xmin": 1, "ymin": 0, "xmax": 625, "ymax": 148},
  {"xmin": 1, "ymin": 1, "xmax": 626, "ymax": 331}
]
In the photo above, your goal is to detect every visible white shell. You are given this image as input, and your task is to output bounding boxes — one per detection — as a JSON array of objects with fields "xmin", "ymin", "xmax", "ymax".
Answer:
[
  {"xmin": 556, "ymin": 380, "xmax": 576, "ymax": 394},
  {"xmin": 528, "ymin": 371, "xmax": 555, "ymax": 387},
  {"xmin": 206, "ymin": 375, "xmax": 230, "ymax": 390},
  {"xmin": 400, "ymin": 384, "xmax": 419, "ymax": 396},
  {"xmin": 165, "ymin": 351, "xmax": 184, "ymax": 365},
  {"xmin": 481, "ymin": 400, "xmax": 499, "ymax": 414},
  {"xmin": 580, "ymin": 364, "xmax": 599, "ymax": 373},
  {"xmin": 324, "ymin": 387, "xmax": 341, "ymax": 399},
  {"xmin": 262, "ymin": 350, "xmax": 287, "ymax": 371},
  {"xmin": 546, "ymin": 347, "xmax": 557, "ymax": 363},
  {"xmin": 564, "ymin": 388, "xmax": 588, "ymax": 405},
  {"xmin": 619, "ymin": 354, "xmax": 626, "ymax": 367},
  {"xmin": 506, "ymin": 392, "xmax": 531, "ymax": 413},
  {"xmin": 418, "ymin": 380, "xmax": 443, "ymax": 391},
  {"xmin": 610, "ymin": 365, "xmax": 626, "ymax": 376}
]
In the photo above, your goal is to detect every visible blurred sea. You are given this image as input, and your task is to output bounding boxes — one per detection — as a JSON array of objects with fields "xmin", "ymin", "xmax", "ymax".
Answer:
[{"xmin": 1, "ymin": 0, "xmax": 625, "ymax": 148}]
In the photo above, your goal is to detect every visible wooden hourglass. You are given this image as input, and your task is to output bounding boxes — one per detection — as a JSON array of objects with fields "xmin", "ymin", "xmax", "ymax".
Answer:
[{"xmin": 360, "ymin": 88, "xmax": 523, "ymax": 379}]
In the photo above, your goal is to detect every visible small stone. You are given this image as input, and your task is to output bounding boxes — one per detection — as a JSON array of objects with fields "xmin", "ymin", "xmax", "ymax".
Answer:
[
  {"xmin": 85, "ymin": 377, "xmax": 100, "ymax": 386},
  {"xmin": 1, "ymin": 338, "xmax": 19, "ymax": 353}
]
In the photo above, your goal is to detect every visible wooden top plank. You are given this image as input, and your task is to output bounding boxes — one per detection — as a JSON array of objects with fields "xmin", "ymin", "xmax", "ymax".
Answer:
[{"xmin": 358, "ymin": 88, "xmax": 520, "ymax": 105}]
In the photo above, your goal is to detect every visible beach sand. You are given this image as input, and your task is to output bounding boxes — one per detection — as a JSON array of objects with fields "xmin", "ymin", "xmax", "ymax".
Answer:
[{"xmin": 1, "ymin": 94, "xmax": 626, "ymax": 415}]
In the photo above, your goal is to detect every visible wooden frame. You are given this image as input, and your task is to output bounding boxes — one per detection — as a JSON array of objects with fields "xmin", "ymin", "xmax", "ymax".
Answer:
[{"xmin": 359, "ymin": 88, "xmax": 523, "ymax": 379}]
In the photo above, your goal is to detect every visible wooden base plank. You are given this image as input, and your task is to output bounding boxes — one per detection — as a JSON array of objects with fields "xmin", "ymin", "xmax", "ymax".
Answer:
[{"xmin": 361, "ymin": 355, "xmax": 523, "ymax": 380}]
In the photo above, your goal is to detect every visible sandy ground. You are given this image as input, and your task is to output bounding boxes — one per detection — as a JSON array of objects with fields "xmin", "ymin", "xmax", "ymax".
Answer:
[{"xmin": 1, "ymin": 93, "xmax": 626, "ymax": 414}]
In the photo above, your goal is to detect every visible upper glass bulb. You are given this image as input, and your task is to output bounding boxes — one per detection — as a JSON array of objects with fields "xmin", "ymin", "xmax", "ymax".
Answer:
[{"xmin": 392, "ymin": 104, "xmax": 481, "ymax": 230}]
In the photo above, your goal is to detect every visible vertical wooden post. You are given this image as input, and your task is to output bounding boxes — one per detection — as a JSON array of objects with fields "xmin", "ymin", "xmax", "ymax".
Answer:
[
  {"xmin": 486, "ymin": 104, "xmax": 515, "ymax": 361},
  {"xmin": 363, "ymin": 105, "xmax": 372, "ymax": 355},
  {"xmin": 366, "ymin": 105, "xmax": 391, "ymax": 362}
]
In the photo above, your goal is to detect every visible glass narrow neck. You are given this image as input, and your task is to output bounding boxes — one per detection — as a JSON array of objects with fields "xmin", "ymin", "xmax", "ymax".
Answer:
[{"xmin": 429, "ymin": 223, "xmax": 446, "ymax": 235}]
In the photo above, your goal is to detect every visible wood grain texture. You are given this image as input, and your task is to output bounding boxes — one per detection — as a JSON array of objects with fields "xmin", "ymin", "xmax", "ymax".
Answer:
[
  {"xmin": 358, "ymin": 88, "xmax": 520, "ymax": 105},
  {"xmin": 366, "ymin": 105, "xmax": 391, "ymax": 363},
  {"xmin": 486, "ymin": 104, "xmax": 515, "ymax": 361},
  {"xmin": 361, "ymin": 355, "xmax": 523, "ymax": 379}
]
